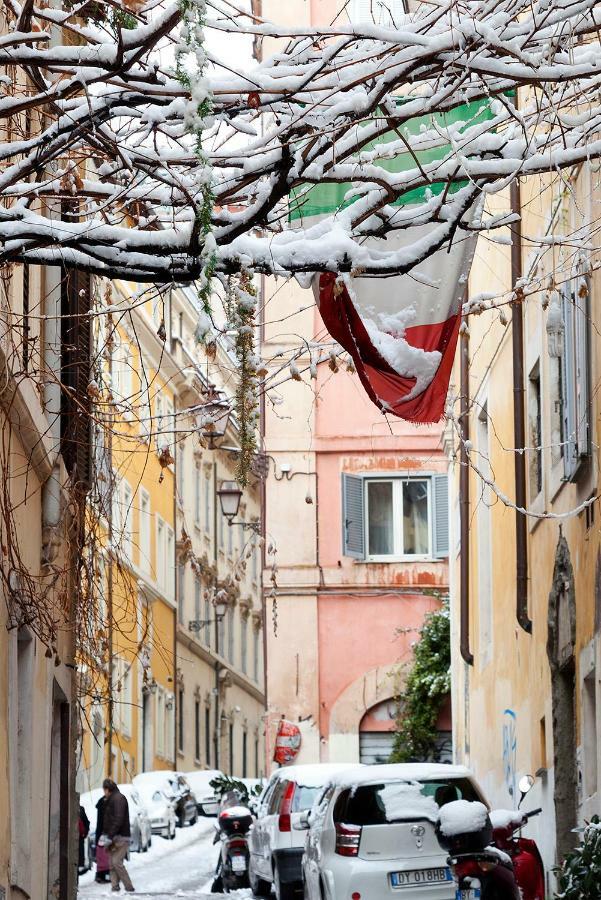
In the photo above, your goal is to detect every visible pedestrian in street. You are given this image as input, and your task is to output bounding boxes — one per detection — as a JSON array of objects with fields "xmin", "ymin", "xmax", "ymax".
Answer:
[
  {"xmin": 101, "ymin": 778, "xmax": 136, "ymax": 893},
  {"xmin": 95, "ymin": 794, "xmax": 111, "ymax": 883},
  {"xmin": 78, "ymin": 805, "xmax": 90, "ymax": 876}
]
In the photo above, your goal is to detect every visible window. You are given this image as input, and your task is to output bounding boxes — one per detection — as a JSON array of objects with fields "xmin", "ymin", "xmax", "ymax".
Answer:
[
  {"xmin": 227, "ymin": 606, "xmax": 235, "ymax": 663},
  {"xmin": 229, "ymin": 721, "xmax": 234, "ymax": 775},
  {"xmin": 242, "ymin": 731, "xmax": 248, "ymax": 778},
  {"xmin": 241, "ymin": 615, "xmax": 248, "ymax": 674},
  {"xmin": 528, "ymin": 363, "xmax": 542, "ymax": 499},
  {"xmin": 333, "ymin": 778, "xmax": 482, "ymax": 826},
  {"xmin": 178, "ymin": 688, "xmax": 184, "ymax": 753},
  {"xmin": 561, "ymin": 278, "xmax": 591, "ymax": 480},
  {"xmin": 122, "ymin": 481, "xmax": 133, "ymax": 561},
  {"xmin": 204, "ymin": 474, "xmax": 211, "ymax": 534},
  {"xmin": 194, "ymin": 465, "xmax": 201, "ymax": 526},
  {"xmin": 342, "ymin": 473, "xmax": 448, "ymax": 560},
  {"xmin": 205, "ymin": 706, "xmax": 211, "ymax": 765},
  {"xmin": 348, "ymin": 0, "xmax": 406, "ymax": 25},
  {"xmin": 166, "ymin": 695, "xmax": 175, "ymax": 762},
  {"xmin": 156, "ymin": 518, "xmax": 166, "ymax": 588},
  {"xmin": 177, "ymin": 562, "xmax": 185, "ymax": 622},
  {"xmin": 139, "ymin": 388, "xmax": 152, "ymax": 442},
  {"xmin": 253, "ymin": 627, "xmax": 260, "ymax": 683},
  {"xmin": 255, "ymin": 735, "xmax": 259, "ymax": 778},
  {"xmin": 166, "ymin": 526, "xmax": 175, "ymax": 601},
  {"xmin": 93, "ymin": 425, "xmax": 112, "ymax": 519},
  {"xmin": 194, "ymin": 577, "xmax": 201, "ymax": 624},
  {"xmin": 204, "ymin": 591, "xmax": 212, "ymax": 648},
  {"xmin": 140, "ymin": 490, "xmax": 151, "ymax": 573},
  {"xmin": 177, "ymin": 445, "xmax": 185, "ymax": 498},
  {"xmin": 195, "ymin": 700, "xmax": 201, "ymax": 761},
  {"xmin": 112, "ymin": 338, "xmax": 132, "ymax": 404},
  {"xmin": 156, "ymin": 689, "xmax": 165, "ymax": 756}
]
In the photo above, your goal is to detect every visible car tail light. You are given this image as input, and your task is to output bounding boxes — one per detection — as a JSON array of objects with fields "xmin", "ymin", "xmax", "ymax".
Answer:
[
  {"xmin": 278, "ymin": 782, "xmax": 296, "ymax": 832},
  {"xmin": 335, "ymin": 822, "xmax": 362, "ymax": 857}
]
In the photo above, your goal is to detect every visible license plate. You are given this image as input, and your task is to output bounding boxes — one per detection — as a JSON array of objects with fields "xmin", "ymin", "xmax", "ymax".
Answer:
[
  {"xmin": 457, "ymin": 891, "xmax": 481, "ymax": 900},
  {"xmin": 390, "ymin": 868, "xmax": 452, "ymax": 888},
  {"xmin": 231, "ymin": 855, "xmax": 247, "ymax": 873}
]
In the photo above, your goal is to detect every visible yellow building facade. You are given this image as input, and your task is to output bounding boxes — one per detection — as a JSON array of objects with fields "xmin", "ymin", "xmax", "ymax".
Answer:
[{"xmin": 449, "ymin": 162, "xmax": 601, "ymax": 881}]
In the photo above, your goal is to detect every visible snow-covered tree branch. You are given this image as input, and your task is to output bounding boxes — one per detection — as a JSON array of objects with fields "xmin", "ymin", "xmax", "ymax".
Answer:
[{"xmin": 1, "ymin": 0, "xmax": 601, "ymax": 282}]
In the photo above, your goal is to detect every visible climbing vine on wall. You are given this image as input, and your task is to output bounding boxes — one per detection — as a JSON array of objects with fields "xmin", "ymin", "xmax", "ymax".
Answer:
[{"xmin": 389, "ymin": 601, "xmax": 451, "ymax": 763}]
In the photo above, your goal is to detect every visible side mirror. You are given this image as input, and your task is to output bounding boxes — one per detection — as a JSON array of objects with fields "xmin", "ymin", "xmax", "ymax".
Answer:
[
  {"xmin": 201, "ymin": 800, "xmax": 220, "ymax": 817},
  {"xmin": 518, "ymin": 774, "xmax": 535, "ymax": 808},
  {"xmin": 293, "ymin": 811, "xmax": 311, "ymax": 831}
]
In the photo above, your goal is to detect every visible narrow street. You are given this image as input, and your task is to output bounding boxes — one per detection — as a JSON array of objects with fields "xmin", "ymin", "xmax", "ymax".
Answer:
[{"xmin": 77, "ymin": 819, "xmax": 245, "ymax": 899}]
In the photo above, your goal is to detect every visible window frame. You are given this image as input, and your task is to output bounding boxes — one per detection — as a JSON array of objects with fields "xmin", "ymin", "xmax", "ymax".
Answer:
[{"xmin": 364, "ymin": 476, "xmax": 433, "ymax": 562}]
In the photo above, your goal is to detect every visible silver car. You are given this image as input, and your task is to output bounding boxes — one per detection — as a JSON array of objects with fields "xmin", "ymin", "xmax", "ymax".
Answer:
[
  {"xmin": 300, "ymin": 764, "xmax": 488, "ymax": 900},
  {"xmin": 117, "ymin": 784, "xmax": 153, "ymax": 853}
]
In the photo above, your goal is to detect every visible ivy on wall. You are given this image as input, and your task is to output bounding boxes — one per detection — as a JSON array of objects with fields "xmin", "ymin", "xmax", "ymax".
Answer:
[{"xmin": 389, "ymin": 601, "xmax": 451, "ymax": 763}]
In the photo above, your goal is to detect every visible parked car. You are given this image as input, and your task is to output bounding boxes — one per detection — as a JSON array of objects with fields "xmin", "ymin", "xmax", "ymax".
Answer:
[
  {"xmin": 249, "ymin": 764, "xmax": 358, "ymax": 900},
  {"xmin": 133, "ymin": 770, "xmax": 197, "ymax": 828},
  {"xmin": 132, "ymin": 781, "xmax": 178, "ymax": 840},
  {"xmin": 185, "ymin": 769, "xmax": 224, "ymax": 816},
  {"xmin": 117, "ymin": 783, "xmax": 153, "ymax": 852},
  {"xmin": 300, "ymin": 763, "xmax": 489, "ymax": 900}
]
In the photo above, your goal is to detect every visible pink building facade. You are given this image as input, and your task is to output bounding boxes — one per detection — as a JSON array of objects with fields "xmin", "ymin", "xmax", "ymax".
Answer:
[{"xmin": 262, "ymin": 295, "xmax": 451, "ymax": 766}]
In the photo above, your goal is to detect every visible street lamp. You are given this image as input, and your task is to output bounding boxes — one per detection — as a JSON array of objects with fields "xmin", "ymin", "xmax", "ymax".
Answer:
[
  {"xmin": 195, "ymin": 392, "xmax": 231, "ymax": 447},
  {"xmin": 217, "ymin": 480, "xmax": 262, "ymax": 534},
  {"xmin": 188, "ymin": 591, "xmax": 229, "ymax": 633},
  {"xmin": 217, "ymin": 480, "xmax": 242, "ymax": 520}
]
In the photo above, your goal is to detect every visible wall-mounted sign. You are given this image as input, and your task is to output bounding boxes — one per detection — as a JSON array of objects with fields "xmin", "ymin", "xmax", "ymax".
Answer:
[{"xmin": 273, "ymin": 719, "xmax": 302, "ymax": 765}]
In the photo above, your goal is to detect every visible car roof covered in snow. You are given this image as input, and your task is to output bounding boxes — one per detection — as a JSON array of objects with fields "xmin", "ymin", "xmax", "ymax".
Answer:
[
  {"xmin": 325, "ymin": 763, "xmax": 475, "ymax": 788},
  {"xmin": 269, "ymin": 763, "xmax": 360, "ymax": 786}
]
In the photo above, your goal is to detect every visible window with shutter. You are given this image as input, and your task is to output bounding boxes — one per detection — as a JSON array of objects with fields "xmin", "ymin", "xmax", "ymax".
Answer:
[
  {"xmin": 342, "ymin": 473, "xmax": 365, "ymax": 559},
  {"xmin": 561, "ymin": 277, "xmax": 591, "ymax": 480},
  {"xmin": 60, "ymin": 266, "xmax": 92, "ymax": 491},
  {"xmin": 432, "ymin": 474, "xmax": 450, "ymax": 558}
]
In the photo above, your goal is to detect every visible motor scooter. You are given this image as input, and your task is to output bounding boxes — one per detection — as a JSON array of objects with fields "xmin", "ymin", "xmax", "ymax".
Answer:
[
  {"xmin": 437, "ymin": 801, "xmax": 521, "ymax": 900},
  {"xmin": 490, "ymin": 775, "xmax": 545, "ymax": 900},
  {"xmin": 209, "ymin": 791, "xmax": 253, "ymax": 893}
]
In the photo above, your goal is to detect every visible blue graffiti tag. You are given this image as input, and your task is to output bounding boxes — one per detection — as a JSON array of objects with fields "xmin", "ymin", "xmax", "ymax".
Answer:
[{"xmin": 502, "ymin": 709, "xmax": 517, "ymax": 803}]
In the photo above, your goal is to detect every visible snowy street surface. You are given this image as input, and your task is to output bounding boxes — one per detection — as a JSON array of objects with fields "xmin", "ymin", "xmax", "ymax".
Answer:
[{"xmin": 77, "ymin": 818, "xmax": 251, "ymax": 899}]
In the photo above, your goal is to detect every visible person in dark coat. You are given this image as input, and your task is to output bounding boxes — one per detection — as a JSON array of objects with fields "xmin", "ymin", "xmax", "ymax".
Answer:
[
  {"xmin": 95, "ymin": 795, "xmax": 110, "ymax": 883},
  {"xmin": 101, "ymin": 778, "xmax": 135, "ymax": 893},
  {"xmin": 78, "ymin": 805, "xmax": 90, "ymax": 875}
]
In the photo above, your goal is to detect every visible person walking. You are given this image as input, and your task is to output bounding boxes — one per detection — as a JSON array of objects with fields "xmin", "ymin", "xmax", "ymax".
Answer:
[
  {"xmin": 101, "ymin": 778, "xmax": 135, "ymax": 893},
  {"xmin": 95, "ymin": 794, "xmax": 111, "ymax": 883},
  {"xmin": 78, "ymin": 805, "xmax": 90, "ymax": 877}
]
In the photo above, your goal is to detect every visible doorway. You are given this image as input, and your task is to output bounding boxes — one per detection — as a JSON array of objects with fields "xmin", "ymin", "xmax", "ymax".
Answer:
[{"xmin": 547, "ymin": 535, "xmax": 577, "ymax": 863}]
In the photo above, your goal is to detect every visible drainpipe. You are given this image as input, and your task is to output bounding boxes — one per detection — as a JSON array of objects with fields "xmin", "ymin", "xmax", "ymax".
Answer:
[
  {"xmin": 459, "ymin": 327, "xmax": 473, "ymax": 665},
  {"xmin": 510, "ymin": 177, "xmax": 532, "ymax": 634},
  {"xmin": 258, "ymin": 273, "xmax": 269, "ymax": 767},
  {"xmin": 213, "ymin": 460, "xmax": 220, "ymax": 769}
]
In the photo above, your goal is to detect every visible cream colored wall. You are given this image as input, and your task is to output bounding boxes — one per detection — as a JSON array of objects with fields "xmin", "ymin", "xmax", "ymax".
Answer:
[{"xmin": 450, "ymin": 165, "xmax": 601, "ymax": 874}]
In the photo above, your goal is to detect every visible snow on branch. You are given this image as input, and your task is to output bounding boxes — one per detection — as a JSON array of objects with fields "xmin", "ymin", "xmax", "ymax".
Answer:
[{"xmin": 1, "ymin": 0, "xmax": 601, "ymax": 282}]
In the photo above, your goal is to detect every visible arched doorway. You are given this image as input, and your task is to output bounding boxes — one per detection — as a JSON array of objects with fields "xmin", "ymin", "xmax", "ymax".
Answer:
[
  {"xmin": 359, "ymin": 699, "xmax": 397, "ymax": 764},
  {"xmin": 547, "ymin": 534, "xmax": 577, "ymax": 862}
]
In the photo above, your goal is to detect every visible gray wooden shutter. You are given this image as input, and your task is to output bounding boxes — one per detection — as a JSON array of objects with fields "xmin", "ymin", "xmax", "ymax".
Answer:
[
  {"xmin": 433, "ymin": 474, "xmax": 450, "ymax": 558},
  {"xmin": 561, "ymin": 288, "xmax": 576, "ymax": 479},
  {"xmin": 342, "ymin": 474, "xmax": 365, "ymax": 559},
  {"xmin": 574, "ymin": 276, "xmax": 591, "ymax": 460}
]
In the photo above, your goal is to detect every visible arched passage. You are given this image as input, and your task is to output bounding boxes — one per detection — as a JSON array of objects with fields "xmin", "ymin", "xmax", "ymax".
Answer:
[{"xmin": 328, "ymin": 665, "xmax": 398, "ymax": 763}]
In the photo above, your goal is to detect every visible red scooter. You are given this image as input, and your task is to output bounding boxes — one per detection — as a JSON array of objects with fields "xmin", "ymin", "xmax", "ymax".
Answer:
[{"xmin": 490, "ymin": 807, "xmax": 545, "ymax": 900}]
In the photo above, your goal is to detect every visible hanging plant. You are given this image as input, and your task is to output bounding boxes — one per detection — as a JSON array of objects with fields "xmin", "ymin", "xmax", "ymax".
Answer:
[
  {"xmin": 175, "ymin": 0, "xmax": 216, "ymax": 310},
  {"xmin": 224, "ymin": 273, "xmax": 259, "ymax": 487},
  {"xmin": 389, "ymin": 600, "xmax": 450, "ymax": 763}
]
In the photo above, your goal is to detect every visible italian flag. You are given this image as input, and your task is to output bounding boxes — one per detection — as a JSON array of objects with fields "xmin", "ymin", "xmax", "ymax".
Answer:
[{"xmin": 291, "ymin": 100, "xmax": 491, "ymax": 424}]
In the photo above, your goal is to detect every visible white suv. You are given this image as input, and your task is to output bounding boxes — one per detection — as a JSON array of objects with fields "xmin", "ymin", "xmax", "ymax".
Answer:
[
  {"xmin": 301, "ymin": 763, "xmax": 488, "ymax": 900},
  {"xmin": 249, "ymin": 764, "xmax": 358, "ymax": 900}
]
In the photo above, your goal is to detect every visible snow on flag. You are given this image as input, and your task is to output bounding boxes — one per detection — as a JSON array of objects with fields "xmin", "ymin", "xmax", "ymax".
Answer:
[{"xmin": 291, "ymin": 100, "xmax": 491, "ymax": 423}]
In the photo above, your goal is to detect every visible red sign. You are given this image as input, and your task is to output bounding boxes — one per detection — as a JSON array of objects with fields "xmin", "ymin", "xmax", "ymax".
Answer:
[{"xmin": 273, "ymin": 719, "xmax": 302, "ymax": 765}]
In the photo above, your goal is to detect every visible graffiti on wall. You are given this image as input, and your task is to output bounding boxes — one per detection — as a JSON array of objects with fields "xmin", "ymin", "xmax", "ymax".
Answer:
[{"xmin": 502, "ymin": 708, "xmax": 517, "ymax": 803}]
